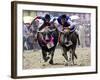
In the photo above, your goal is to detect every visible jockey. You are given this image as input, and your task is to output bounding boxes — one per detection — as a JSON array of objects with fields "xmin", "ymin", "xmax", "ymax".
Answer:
[
  {"xmin": 33, "ymin": 14, "xmax": 51, "ymax": 32},
  {"xmin": 57, "ymin": 14, "xmax": 76, "ymax": 32},
  {"xmin": 33, "ymin": 14, "xmax": 57, "ymax": 47},
  {"xmin": 55, "ymin": 14, "xmax": 77, "ymax": 45}
]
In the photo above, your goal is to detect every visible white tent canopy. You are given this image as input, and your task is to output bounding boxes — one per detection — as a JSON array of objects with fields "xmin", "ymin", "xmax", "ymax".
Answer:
[{"xmin": 23, "ymin": 16, "xmax": 34, "ymax": 23}]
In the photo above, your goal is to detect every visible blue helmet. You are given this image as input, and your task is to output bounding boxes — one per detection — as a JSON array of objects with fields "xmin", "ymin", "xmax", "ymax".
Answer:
[{"xmin": 60, "ymin": 14, "xmax": 66, "ymax": 19}]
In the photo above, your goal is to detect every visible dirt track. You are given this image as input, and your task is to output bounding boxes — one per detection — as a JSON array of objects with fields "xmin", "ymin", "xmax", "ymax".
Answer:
[{"xmin": 23, "ymin": 47, "xmax": 90, "ymax": 69}]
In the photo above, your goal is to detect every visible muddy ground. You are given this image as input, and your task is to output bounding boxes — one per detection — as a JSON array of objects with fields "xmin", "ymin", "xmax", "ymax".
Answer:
[{"xmin": 23, "ymin": 47, "xmax": 90, "ymax": 69}]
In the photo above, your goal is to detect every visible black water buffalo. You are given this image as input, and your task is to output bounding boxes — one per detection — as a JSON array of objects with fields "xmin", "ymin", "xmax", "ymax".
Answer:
[
  {"xmin": 37, "ymin": 27, "xmax": 59, "ymax": 64},
  {"xmin": 59, "ymin": 30, "xmax": 80, "ymax": 65}
]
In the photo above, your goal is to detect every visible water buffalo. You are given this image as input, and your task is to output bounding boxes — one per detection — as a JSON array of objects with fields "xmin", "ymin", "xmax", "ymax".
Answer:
[
  {"xmin": 59, "ymin": 29, "xmax": 80, "ymax": 65},
  {"xmin": 37, "ymin": 26, "xmax": 59, "ymax": 64}
]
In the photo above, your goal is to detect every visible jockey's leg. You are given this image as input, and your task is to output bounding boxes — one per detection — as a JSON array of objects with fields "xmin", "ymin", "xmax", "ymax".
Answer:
[
  {"xmin": 66, "ymin": 32, "xmax": 72, "ymax": 45},
  {"xmin": 60, "ymin": 33, "xmax": 65, "ymax": 45},
  {"xmin": 38, "ymin": 33, "xmax": 47, "ymax": 45}
]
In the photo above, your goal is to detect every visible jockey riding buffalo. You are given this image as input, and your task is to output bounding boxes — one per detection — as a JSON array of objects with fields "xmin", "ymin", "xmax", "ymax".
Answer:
[
  {"xmin": 34, "ymin": 14, "xmax": 59, "ymax": 64},
  {"xmin": 56, "ymin": 14, "xmax": 80, "ymax": 65}
]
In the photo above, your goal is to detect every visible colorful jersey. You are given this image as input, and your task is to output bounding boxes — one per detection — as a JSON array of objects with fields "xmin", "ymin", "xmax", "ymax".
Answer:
[
  {"xmin": 33, "ymin": 16, "xmax": 56, "ymax": 31},
  {"xmin": 56, "ymin": 16, "xmax": 76, "ymax": 32}
]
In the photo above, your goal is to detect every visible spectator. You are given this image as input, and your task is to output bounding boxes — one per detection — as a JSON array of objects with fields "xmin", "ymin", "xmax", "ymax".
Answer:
[{"xmin": 23, "ymin": 23, "xmax": 34, "ymax": 50}]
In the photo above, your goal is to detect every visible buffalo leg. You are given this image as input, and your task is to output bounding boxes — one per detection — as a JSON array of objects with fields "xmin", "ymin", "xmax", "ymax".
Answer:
[
  {"xmin": 42, "ymin": 50, "xmax": 49, "ymax": 62},
  {"xmin": 62, "ymin": 47, "xmax": 68, "ymax": 61},
  {"xmin": 62, "ymin": 47, "xmax": 70, "ymax": 66},
  {"xmin": 49, "ymin": 50, "xmax": 54, "ymax": 64},
  {"xmin": 71, "ymin": 48, "xmax": 77, "ymax": 65}
]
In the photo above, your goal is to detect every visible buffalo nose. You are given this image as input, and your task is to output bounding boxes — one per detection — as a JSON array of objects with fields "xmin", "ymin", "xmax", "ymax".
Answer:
[{"xmin": 45, "ymin": 34, "xmax": 49, "ymax": 41}]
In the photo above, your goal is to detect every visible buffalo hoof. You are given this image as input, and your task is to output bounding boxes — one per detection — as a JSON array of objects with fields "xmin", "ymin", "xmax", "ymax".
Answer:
[
  {"xmin": 44, "ymin": 57, "xmax": 50, "ymax": 62},
  {"xmin": 62, "ymin": 53, "xmax": 64, "ymax": 56},
  {"xmin": 49, "ymin": 60, "xmax": 53, "ymax": 65},
  {"xmin": 42, "ymin": 64, "xmax": 46, "ymax": 66},
  {"xmin": 64, "ymin": 63, "xmax": 68, "ymax": 66},
  {"xmin": 42, "ymin": 62, "xmax": 48, "ymax": 67}
]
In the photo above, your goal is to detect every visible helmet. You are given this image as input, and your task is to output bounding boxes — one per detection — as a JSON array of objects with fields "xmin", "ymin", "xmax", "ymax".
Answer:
[
  {"xmin": 44, "ymin": 14, "xmax": 51, "ymax": 20},
  {"xmin": 61, "ymin": 14, "xmax": 66, "ymax": 19}
]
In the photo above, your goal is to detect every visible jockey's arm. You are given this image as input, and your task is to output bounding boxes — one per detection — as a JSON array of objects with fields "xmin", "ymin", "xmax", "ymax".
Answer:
[
  {"xmin": 53, "ymin": 19, "xmax": 61, "ymax": 30},
  {"xmin": 33, "ymin": 16, "xmax": 44, "ymax": 21},
  {"xmin": 38, "ymin": 23, "xmax": 46, "ymax": 31},
  {"xmin": 67, "ymin": 19, "xmax": 75, "ymax": 28}
]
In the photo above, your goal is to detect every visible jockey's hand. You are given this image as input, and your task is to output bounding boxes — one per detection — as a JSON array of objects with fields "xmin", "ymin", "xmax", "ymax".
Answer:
[
  {"xmin": 64, "ymin": 26, "xmax": 70, "ymax": 29},
  {"xmin": 63, "ymin": 27, "xmax": 70, "ymax": 32}
]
